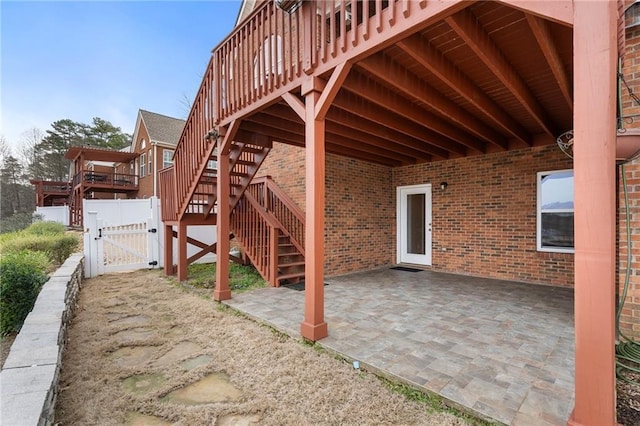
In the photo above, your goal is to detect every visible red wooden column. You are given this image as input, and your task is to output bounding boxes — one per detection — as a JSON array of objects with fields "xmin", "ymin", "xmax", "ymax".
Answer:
[
  {"xmin": 569, "ymin": 1, "xmax": 617, "ymax": 425},
  {"xmin": 177, "ymin": 222, "xmax": 188, "ymax": 281},
  {"xmin": 300, "ymin": 77, "xmax": 328, "ymax": 341},
  {"xmin": 164, "ymin": 224, "xmax": 174, "ymax": 276},
  {"xmin": 214, "ymin": 122, "xmax": 239, "ymax": 301}
]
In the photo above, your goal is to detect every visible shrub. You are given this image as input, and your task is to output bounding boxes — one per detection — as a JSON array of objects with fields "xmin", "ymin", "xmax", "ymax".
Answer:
[
  {"xmin": 0, "ymin": 250, "xmax": 50, "ymax": 335},
  {"xmin": 0, "ymin": 233, "xmax": 79, "ymax": 266},
  {"xmin": 24, "ymin": 221, "xmax": 66, "ymax": 235}
]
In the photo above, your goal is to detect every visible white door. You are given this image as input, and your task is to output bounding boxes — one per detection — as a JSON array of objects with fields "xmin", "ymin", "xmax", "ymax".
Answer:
[{"xmin": 397, "ymin": 184, "xmax": 432, "ymax": 265}]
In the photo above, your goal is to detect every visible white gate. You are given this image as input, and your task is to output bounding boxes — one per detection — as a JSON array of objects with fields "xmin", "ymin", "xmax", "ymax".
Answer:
[{"xmin": 84, "ymin": 211, "xmax": 160, "ymax": 278}]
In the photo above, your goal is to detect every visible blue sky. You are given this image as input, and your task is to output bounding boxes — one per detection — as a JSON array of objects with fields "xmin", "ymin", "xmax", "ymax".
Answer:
[{"xmin": 1, "ymin": 0, "xmax": 241, "ymax": 151}]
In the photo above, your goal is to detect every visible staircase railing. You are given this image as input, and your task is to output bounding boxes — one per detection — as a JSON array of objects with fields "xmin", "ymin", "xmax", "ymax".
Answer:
[
  {"xmin": 231, "ymin": 191, "xmax": 279, "ymax": 284},
  {"xmin": 159, "ymin": 167, "xmax": 178, "ymax": 222},
  {"xmin": 247, "ymin": 176, "xmax": 305, "ymax": 255},
  {"xmin": 172, "ymin": 55, "xmax": 218, "ymax": 219}
]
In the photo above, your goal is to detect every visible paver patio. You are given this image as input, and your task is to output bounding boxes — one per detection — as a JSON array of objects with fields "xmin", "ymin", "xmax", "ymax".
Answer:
[{"xmin": 223, "ymin": 268, "xmax": 575, "ymax": 425}]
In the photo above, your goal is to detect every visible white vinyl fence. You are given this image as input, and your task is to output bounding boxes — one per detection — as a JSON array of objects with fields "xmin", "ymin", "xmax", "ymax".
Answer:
[
  {"xmin": 35, "ymin": 206, "xmax": 69, "ymax": 226},
  {"xmin": 83, "ymin": 197, "xmax": 216, "ymax": 277}
]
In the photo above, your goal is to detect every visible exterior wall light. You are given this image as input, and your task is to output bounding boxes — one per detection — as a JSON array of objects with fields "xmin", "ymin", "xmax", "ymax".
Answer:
[{"xmin": 440, "ymin": 182, "xmax": 448, "ymax": 190}]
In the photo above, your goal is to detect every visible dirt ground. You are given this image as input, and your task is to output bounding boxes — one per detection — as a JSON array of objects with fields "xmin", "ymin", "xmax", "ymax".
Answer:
[{"xmin": 55, "ymin": 270, "xmax": 470, "ymax": 426}]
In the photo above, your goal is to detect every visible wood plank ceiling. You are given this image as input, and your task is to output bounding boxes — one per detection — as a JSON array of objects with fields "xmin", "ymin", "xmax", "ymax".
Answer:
[{"xmin": 241, "ymin": 1, "xmax": 573, "ymax": 167}]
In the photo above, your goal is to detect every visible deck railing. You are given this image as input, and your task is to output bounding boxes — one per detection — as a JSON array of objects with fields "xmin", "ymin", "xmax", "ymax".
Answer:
[
  {"xmin": 231, "ymin": 191, "xmax": 279, "ymax": 284},
  {"xmin": 213, "ymin": 0, "xmax": 409, "ymax": 124},
  {"xmin": 247, "ymin": 176, "xmax": 305, "ymax": 255},
  {"xmin": 71, "ymin": 171, "xmax": 138, "ymax": 189},
  {"xmin": 172, "ymin": 55, "xmax": 218, "ymax": 217},
  {"xmin": 159, "ymin": 167, "xmax": 178, "ymax": 222}
]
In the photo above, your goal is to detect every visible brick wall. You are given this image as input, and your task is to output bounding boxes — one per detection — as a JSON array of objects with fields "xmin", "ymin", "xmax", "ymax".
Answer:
[
  {"xmin": 259, "ymin": 142, "xmax": 577, "ymax": 284},
  {"xmin": 135, "ymin": 124, "xmax": 154, "ymax": 198},
  {"xmin": 393, "ymin": 144, "xmax": 574, "ymax": 286},
  {"xmin": 258, "ymin": 142, "xmax": 394, "ymax": 275},
  {"xmin": 617, "ymin": 24, "xmax": 640, "ymax": 337}
]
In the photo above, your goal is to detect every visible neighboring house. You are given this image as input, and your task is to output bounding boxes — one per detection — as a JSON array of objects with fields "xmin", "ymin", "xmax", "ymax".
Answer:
[
  {"xmin": 121, "ymin": 109, "xmax": 186, "ymax": 198},
  {"xmin": 34, "ymin": 109, "xmax": 186, "ymax": 226}
]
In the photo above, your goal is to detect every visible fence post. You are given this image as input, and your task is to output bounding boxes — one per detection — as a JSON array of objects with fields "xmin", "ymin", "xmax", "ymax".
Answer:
[
  {"xmin": 85, "ymin": 211, "xmax": 99, "ymax": 277},
  {"xmin": 96, "ymin": 219, "xmax": 105, "ymax": 276}
]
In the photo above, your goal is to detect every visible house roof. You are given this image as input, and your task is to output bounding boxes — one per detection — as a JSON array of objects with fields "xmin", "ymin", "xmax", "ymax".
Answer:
[
  {"xmin": 139, "ymin": 110, "xmax": 186, "ymax": 146},
  {"xmin": 64, "ymin": 146, "xmax": 139, "ymax": 162}
]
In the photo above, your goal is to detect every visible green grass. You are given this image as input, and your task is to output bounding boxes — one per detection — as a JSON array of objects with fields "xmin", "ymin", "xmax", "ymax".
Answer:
[
  {"xmin": 185, "ymin": 262, "xmax": 267, "ymax": 293},
  {"xmin": 379, "ymin": 377, "xmax": 497, "ymax": 425}
]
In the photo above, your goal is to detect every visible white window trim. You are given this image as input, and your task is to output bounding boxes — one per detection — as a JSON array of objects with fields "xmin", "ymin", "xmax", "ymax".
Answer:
[
  {"xmin": 163, "ymin": 149, "xmax": 174, "ymax": 169},
  {"xmin": 140, "ymin": 153, "xmax": 146, "ymax": 177},
  {"xmin": 536, "ymin": 169, "xmax": 574, "ymax": 254}
]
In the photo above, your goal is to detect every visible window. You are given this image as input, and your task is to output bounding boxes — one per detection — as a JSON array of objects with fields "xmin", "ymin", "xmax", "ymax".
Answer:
[
  {"xmin": 163, "ymin": 150, "xmax": 174, "ymax": 168},
  {"xmin": 537, "ymin": 170, "xmax": 574, "ymax": 252},
  {"xmin": 140, "ymin": 138, "xmax": 146, "ymax": 149},
  {"xmin": 140, "ymin": 153, "xmax": 146, "ymax": 177},
  {"xmin": 148, "ymin": 151, "xmax": 152, "ymax": 174}
]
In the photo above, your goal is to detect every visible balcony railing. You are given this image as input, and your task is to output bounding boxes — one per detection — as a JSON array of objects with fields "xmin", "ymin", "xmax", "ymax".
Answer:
[
  {"xmin": 213, "ymin": 0, "xmax": 414, "ymax": 124},
  {"xmin": 72, "ymin": 171, "xmax": 138, "ymax": 189}
]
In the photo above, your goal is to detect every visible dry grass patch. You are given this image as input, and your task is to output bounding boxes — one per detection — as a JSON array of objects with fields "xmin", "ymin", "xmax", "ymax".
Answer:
[{"xmin": 56, "ymin": 269, "xmax": 475, "ymax": 426}]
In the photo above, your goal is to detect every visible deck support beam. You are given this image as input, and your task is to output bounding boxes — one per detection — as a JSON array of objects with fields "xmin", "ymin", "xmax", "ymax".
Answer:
[
  {"xmin": 177, "ymin": 222, "xmax": 188, "ymax": 281},
  {"xmin": 214, "ymin": 121, "xmax": 239, "ymax": 301},
  {"xmin": 300, "ymin": 76, "xmax": 331, "ymax": 341},
  {"xmin": 164, "ymin": 224, "xmax": 174, "ymax": 276},
  {"xmin": 569, "ymin": 1, "xmax": 617, "ymax": 425}
]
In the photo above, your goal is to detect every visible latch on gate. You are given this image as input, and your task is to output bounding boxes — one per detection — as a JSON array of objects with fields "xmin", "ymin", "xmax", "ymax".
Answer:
[
  {"xmin": 95, "ymin": 228, "xmax": 102, "ymax": 240},
  {"xmin": 148, "ymin": 228, "xmax": 157, "ymax": 233},
  {"xmin": 148, "ymin": 261, "xmax": 158, "ymax": 266}
]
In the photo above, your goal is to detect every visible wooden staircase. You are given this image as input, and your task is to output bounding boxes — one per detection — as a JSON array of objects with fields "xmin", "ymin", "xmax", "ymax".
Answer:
[{"xmin": 231, "ymin": 176, "xmax": 306, "ymax": 286}]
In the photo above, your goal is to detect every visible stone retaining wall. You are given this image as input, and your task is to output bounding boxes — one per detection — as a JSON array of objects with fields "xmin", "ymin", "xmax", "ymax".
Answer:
[{"xmin": 0, "ymin": 253, "xmax": 84, "ymax": 426}]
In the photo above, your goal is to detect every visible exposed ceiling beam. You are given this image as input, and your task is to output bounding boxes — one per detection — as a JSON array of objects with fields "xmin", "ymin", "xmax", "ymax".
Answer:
[
  {"xmin": 326, "ymin": 106, "xmax": 449, "ymax": 160},
  {"xmin": 446, "ymin": 9, "xmax": 557, "ymax": 137},
  {"xmin": 396, "ymin": 34, "xmax": 531, "ymax": 146},
  {"xmin": 261, "ymin": 107, "xmax": 427, "ymax": 162},
  {"xmin": 359, "ymin": 54, "xmax": 507, "ymax": 147},
  {"xmin": 327, "ymin": 108, "xmax": 451, "ymax": 160},
  {"xmin": 247, "ymin": 113, "xmax": 416, "ymax": 163},
  {"xmin": 333, "ymin": 91, "xmax": 467, "ymax": 156},
  {"xmin": 526, "ymin": 14, "xmax": 573, "ymax": 111},
  {"xmin": 342, "ymin": 71, "xmax": 488, "ymax": 152},
  {"xmin": 241, "ymin": 118, "xmax": 402, "ymax": 166}
]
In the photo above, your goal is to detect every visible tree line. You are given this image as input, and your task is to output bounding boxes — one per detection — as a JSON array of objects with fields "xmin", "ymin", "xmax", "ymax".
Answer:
[{"xmin": 0, "ymin": 117, "xmax": 131, "ymax": 223}]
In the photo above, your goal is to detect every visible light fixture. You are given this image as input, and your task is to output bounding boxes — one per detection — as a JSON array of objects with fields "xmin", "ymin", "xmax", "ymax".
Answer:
[
  {"xmin": 440, "ymin": 182, "xmax": 448, "ymax": 190},
  {"xmin": 275, "ymin": 0, "xmax": 303, "ymax": 14}
]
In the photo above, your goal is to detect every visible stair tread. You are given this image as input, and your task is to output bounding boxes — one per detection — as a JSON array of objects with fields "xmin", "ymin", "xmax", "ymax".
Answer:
[
  {"xmin": 278, "ymin": 261, "xmax": 305, "ymax": 267},
  {"xmin": 278, "ymin": 271, "xmax": 305, "ymax": 280}
]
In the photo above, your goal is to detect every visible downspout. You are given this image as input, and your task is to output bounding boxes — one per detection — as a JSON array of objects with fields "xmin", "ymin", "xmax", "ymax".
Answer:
[{"xmin": 153, "ymin": 142, "xmax": 158, "ymax": 197}]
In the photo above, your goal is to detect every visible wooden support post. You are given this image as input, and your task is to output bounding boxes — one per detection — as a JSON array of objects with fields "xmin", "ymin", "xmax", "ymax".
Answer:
[
  {"xmin": 300, "ymin": 77, "xmax": 328, "ymax": 341},
  {"xmin": 214, "ymin": 121, "xmax": 240, "ymax": 301},
  {"xmin": 568, "ymin": 1, "xmax": 617, "ymax": 425},
  {"xmin": 177, "ymin": 222, "xmax": 188, "ymax": 281},
  {"xmin": 164, "ymin": 224, "xmax": 174, "ymax": 276}
]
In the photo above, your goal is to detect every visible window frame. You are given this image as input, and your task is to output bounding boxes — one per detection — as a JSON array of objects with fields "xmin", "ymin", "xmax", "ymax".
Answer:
[
  {"xmin": 163, "ymin": 149, "xmax": 174, "ymax": 169},
  {"xmin": 140, "ymin": 153, "xmax": 146, "ymax": 177},
  {"xmin": 536, "ymin": 169, "xmax": 574, "ymax": 253}
]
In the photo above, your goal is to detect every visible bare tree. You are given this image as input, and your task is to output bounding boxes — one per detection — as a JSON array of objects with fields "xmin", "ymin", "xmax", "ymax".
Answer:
[
  {"xmin": 18, "ymin": 128, "xmax": 45, "ymax": 179},
  {"xmin": 0, "ymin": 135, "xmax": 10, "ymax": 164},
  {"xmin": 179, "ymin": 92, "xmax": 194, "ymax": 118}
]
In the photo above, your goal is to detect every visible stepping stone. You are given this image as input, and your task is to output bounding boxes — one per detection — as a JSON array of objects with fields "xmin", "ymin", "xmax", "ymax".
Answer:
[
  {"xmin": 180, "ymin": 355, "xmax": 213, "ymax": 371},
  {"xmin": 112, "ymin": 327, "xmax": 156, "ymax": 343},
  {"xmin": 111, "ymin": 315, "xmax": 150, "ymax": 328},
  {"xmin": 125, "ymin": 412, "xmax": 171, "ymax": 426},
  {"xmin": 154, "ymin": 342, "xmax": 202, "ymax": 366},
  {"xmin": 217, "ymin": 414, "xmax": 262, "ymax": 426},
  {"xmin": 122, "ymin": 373, "xmax": 167, "ymax": 396},
  {"xmin": 162, "ymin": 373, "xmax": 242, "ymax": 405},
  {"xmin": 110, "ymin": 346, "xmax": 159, "ymax": 368}
]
